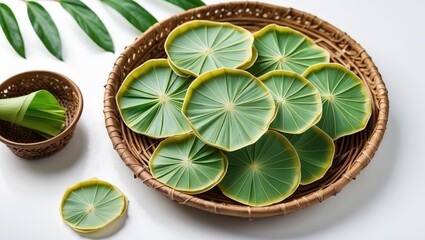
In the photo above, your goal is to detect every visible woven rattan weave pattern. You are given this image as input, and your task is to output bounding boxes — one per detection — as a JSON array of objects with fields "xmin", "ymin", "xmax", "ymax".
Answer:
[
  {"xmin": 104, "ymin": 2, "xmax": 389, "ymax": 218},
  {"xmin": 0, "ymin": 71, "xmax": 83, "ymax": 159}
]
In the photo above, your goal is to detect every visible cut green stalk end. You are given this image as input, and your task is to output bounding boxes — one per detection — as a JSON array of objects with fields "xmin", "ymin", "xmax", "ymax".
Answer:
[{"xmin": 0, "ymin": 90, "xmax": 66, "ymax": 139}]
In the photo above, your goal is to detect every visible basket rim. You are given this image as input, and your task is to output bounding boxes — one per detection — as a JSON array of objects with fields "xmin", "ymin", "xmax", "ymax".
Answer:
[
  {"xmin": 0, "ymin": 70, "xmax": 84, "ymax": 148},
  {"xmin": 103, "ymin": 1, "xmax": 389, "ymax": 218}
]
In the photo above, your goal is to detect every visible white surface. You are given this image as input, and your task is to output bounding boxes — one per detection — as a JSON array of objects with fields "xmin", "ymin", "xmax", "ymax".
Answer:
[{"xmin": 0, "ymin": 0, "xmax": 424, "ymax": 239}]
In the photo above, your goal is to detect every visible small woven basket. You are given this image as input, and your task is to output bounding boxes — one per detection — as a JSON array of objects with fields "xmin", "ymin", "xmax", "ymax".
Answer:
[
  {"xmin": 0, "ymin": 71, "xmax": 83, "ymax": 159},
  {"xmin": 104, "ymin": 2, "xmax": 389, "ymax": 218}
]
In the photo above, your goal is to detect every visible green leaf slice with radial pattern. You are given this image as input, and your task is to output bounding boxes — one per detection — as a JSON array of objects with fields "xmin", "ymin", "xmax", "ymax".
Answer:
[
  {"xmin": 302, "ymin": 63, "xmax": 372, "ymax": 140},
  {"xmin": 218, "ymin": 130, "xmax": 300, "ymax": 207},
  {"xmin": 165, "ymin": 20, "xmax": 254, "ymax": 77},
  {"xmin": 60, "ymin": 179, "xmax": 128, "ymax": 233},
  {"xmin": 150, "ymin": 133, "xmax": 228, "ymax": 194},
  {"xmin": 260, "ymin": 70, "xmax": 322, "ymax": 134},
  {"xmin": 116, "ymin": 59, "xmax": 192, "ymax": 139},
  {"xmin": 182, "ymin": 68, "xmax": 276, "ymax": 152},
  {"xmin": 248, "ymin": 24, "xmax": 330, "ymax": 77},
  {"xmin": 284, "ymin": 126, "xmax": 335, "ymax": 185}
]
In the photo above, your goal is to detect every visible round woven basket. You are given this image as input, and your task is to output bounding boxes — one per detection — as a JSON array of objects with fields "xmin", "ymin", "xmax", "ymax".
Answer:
[
  {"xmin": 104, "ymin": 2, "xmax": 389, "ymax": 218},
  {"xmin": 0, "ymin": 71, "xmax": 83, "ymax": 159}
]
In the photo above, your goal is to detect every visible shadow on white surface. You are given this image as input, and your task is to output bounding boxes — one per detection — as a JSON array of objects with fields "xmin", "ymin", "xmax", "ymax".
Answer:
[
  {"xmin": 0, "ymin": 127, "xmax": 87, "ymax": 194},
  {"xmin": 77, "ymin": 208, "xmax": 129, "ymax": 239},
  {"xmin": 118, "ymin": 113, "xmax": 398, "ymax": 239},
  {"xmin": 21, "ymin": 126, "xmax": 87, "ymax": 173}
]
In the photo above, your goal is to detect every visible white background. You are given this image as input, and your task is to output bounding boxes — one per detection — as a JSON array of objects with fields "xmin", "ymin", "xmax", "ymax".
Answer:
[{"xmin": 0, "ymin": 0, "xmax": 424, "ymax": 239}]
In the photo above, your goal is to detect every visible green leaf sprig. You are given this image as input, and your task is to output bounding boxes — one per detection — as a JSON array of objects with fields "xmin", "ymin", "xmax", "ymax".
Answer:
[
  {"xmin": 0, "ymin": 0, "xmax": 205, "ymax": 59},
  {"xmin": 101, "ymin": 0, "xmax": 158, "ymax": 32},
  {"xmin": 164, "ymin": 0, "xmax": 205, "ymax": 10},
  {"xmin": 27, "ymin": 1, "xmax": 63, "ymax": 60},
  {"xmin": 60, "ymin": 0, "xmax": 114, "ymax": 53},
  {"xmin": 0, "ymin": 3, "xmax": 25, "ymax": 58}
]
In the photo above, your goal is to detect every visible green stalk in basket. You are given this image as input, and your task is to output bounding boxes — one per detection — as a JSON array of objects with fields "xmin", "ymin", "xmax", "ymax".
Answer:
[{"xmin": 0, "ymin": 90, "xmax": 66, "ymax": 139}]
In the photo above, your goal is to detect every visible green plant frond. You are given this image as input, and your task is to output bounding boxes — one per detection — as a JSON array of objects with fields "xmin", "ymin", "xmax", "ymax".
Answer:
[
  {"xmin": 164, "ymin": 0, "xmax": 205, "ymax": 10},
  {"xmin": 0, "ymin": 3, "xmax": 25, "ymax": 58},
  {"xmin": 60, "ymin": 0, "xmax": 114, "ymax": 52},
  {"xmin": 27, "ymin": 1, "xmax": 63, "ymax": 60},
  {"xmin": 101, "ymin": 0, "xmax": 158, "ymax": 32}
]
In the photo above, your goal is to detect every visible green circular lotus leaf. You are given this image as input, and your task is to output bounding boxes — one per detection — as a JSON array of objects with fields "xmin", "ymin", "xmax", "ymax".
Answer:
[
  {"xmin": 116, "ymin": 59, "xmax": 192, "ymax": 139},
  {"xmin": 182, "ymin": 68, "xmax": 276, "ymax": 152},
  {"xmin": 248, "ymin": 24, "xmax": 330, "ymax": 77},
  {"xmin": 218, "ymin": 130, "xmax": 300, "ymax": 207},
  {"xmin": 260, "ymin": 70, "xmax": 322, "ymax": 134},
  {"xmin": 165, "ymin": 20, "xmax": 254, "ymax": 77},
  {"xmin": 283, "ymin": 126, "xmax": 335, "ymax": 185},
  {"xmin": 149, "ymin": 133, "xmax": 228, "ymax": 194},
  {"xmin": 60, "ymin": 179, "xmax": 128, "ymax": 233},
  {"xmin": 302, "ymin": 63, "xmax": 372, "ymax": 140}
]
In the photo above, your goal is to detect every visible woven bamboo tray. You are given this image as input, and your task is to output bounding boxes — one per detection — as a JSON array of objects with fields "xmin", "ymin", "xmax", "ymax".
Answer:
[
  {"xmin": 0, "ymin": 71, "xmax": 83, "ymax": 159},
  {"xmin": 104, "ymin": 2, "xmax": 389, "ymax": 218}
]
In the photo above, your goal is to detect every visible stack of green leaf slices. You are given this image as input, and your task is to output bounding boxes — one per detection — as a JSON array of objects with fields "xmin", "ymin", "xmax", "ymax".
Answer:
[{"xmin": 116, "ymin": 20, "xmax": 372, "ymax": 207}]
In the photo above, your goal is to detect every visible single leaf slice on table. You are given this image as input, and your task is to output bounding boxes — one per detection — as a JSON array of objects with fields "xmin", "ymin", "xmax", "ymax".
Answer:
[
  {"xmin": 60, "ymin": 179, "xmax": 128, "ymax": 233},
  {"xmin": 248, "ymin": 24, "xmax": 329, "ymax": 77},
  {"xmin": 101, "ymin": 0, "xmax": 157, "ymax": 32},
  {"xmin": 116, "ymin": 59, "xmax": 192, "ymax": 139},
  {"xmin": 259, "ymin": 70, "xmax": 322, "ymax": 134},
  {"xmin": 150, "ymin": 133, "xmax": 228, "ymax": 194},
  {"xmin": 182, "ymin": 68, "xmax": 276, "ymax": 152},
  {"xmin": 164, "ymin": 0, "xmax": 205, "ymax": 10},
  {"xmin": 0, "ymin": 3, "xmax": 25, "ymax": 58},
  {"xmin": 218, "ymin": 130, "xmax": 301, "ymax": 207},
  {"xmin": 302, "ymin": 63, "xmax": 372, "ymax": 140},
  {"xmin": 0, "ymin": 90, "xmax": 66, "ymax": 139},
  {"xmin": 165, "ymin": 20, "xmax": 254, "ymax": 77},
  {"xmin": 60, "ymin": 0, "xmax": 114, "ymax": 52},
  {"xmin": 284, "ymin": 126, "xmax": 335, "ymax": 185},
  {"xmin": 27, "ymin": 1, "xmax": 63, "ymax": 60}
]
